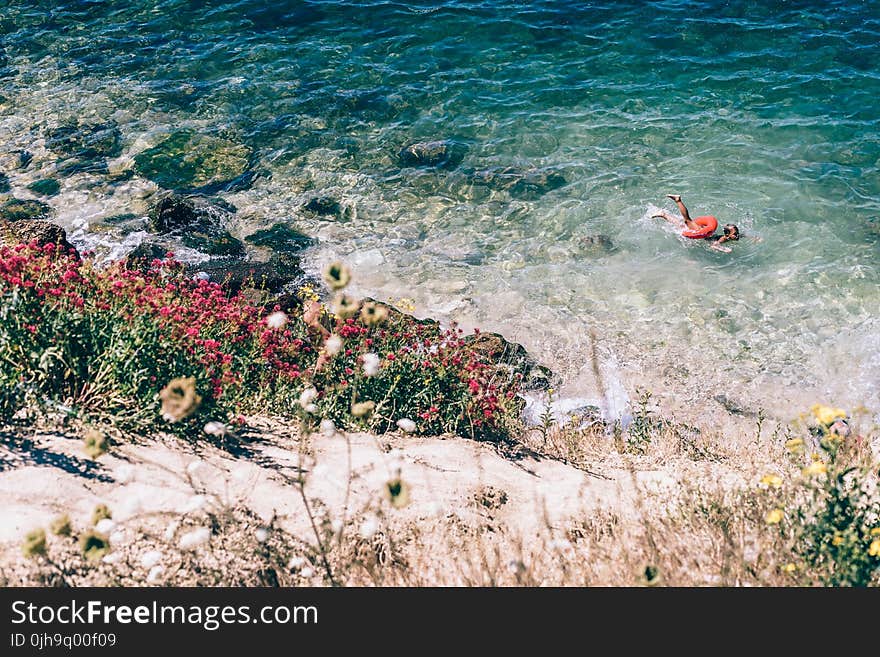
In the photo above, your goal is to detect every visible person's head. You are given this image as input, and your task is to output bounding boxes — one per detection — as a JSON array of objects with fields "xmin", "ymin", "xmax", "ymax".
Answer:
[{"xmin": 722, "ymin": 224, "xmax": 740, "ymax": 241}]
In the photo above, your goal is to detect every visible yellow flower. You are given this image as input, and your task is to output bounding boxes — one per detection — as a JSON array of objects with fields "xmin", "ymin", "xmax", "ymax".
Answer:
[
  {"xmin": 22, "ymin": 528, "xmax": 47, "ymax": 559},
  {"xmin": 323, "ymin": 262, "xmax": 351, "ymax": 290},
  {"xmin": 331, "ymin": 292, "xmax": 360, "ymax": 319},
  {"xmin": 870, "ymin": 527, "xmax": 880, "ymax": 536},
  {"xmin": 760, "ymin": 474, "xmax": 783, "ymax": 489},
  {"xmin": 360, "ymin": 301, "xmax": 389, "ymax": 326},
  {"xmin": 811, "ymin": 403, "xmax": 846, "ymax": 427},
  {"xmin": 785, "ymin": 438, "xmax": 804, "ymax": 454},
  {"xmin": 782, "ymin": 563, "xmax": 797, "ymax": 574},
  {"xmin": 869, "ymin": 539, "xmax": 880, "ymax": 558},
  {"xmin": 802, "ymin": 461, "xmax": 827, "ymax": 477},
  {"xmin": 765, "ymin": 508, "xmax": 784, "ymax": 525},
  {"xmin": 385, "ymin": 478, "xmax": 410, "ymax": 509},
  {"xmin": 350, "ymin": 401, "xmax": 375, "ymax": 418},
  {"xmin": 831, "ymin": 532, "xmax": 845, "ymax": 547},
  {"xmin": 159, "ymin": 376, "xmax": 202, "ymax": 423}
]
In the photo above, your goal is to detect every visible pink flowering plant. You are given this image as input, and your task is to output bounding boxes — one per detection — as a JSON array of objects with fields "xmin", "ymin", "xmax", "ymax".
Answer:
[{"xmin": 0, "ymin": 242, "xmax": 522, "ymax": 439}]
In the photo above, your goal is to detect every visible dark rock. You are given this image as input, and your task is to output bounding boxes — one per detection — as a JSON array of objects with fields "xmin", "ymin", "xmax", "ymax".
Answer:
[
  {"xmin": 302, "ymin": 196, "xmax": 341, "ymax": 217},
  {"xmin": 123, "ymin": 241, "xmax": 168, "ymax": 271},
  {"xmin": 0, "ymin": 219, "xmax": 74, "ymax": 252},
  {"xmin": 134, "ymin": 130, "xmax": 254, "ymax": 193},
  {"xmin": 27, "ymin": 178, "xmax": 60, "ymax": 197},
  {"xmin": 398, "ymin": 140, "xmax": 468, "ymax": 169},
  {"xmin": 181, "ymin": 229, "xmax": 245, "ymax": 257},
  {"xmin": 335, "ymin": 88, "xmax": 394, "ymax": 121},
  {"xmin": 45, "ymin": 120, "xmax": 122, "ymax": 173},
  {"xmin": 148, "ymin": 193, "xmax": 245, "ymax": 258},
  {"xmin": 0, "ymin": 198, "xmax": 50, "ymax": 222},
  {"xmin": 17, "ymin": 150, "xmax": 33, "ymax": 169},
  {"xmin": 464, "ymin": 331, "xmax": 552, "ymax": 391},
  {"xmin": 468, "ymin": 166, "xmax": 567, "ymax": 199},
  {"xmin": 245, "ymin": 223, "xmax": 316, "ymax": 253},
  {"xmin": 0, "ymin": 172, "xmax": 9, "ymax": 193},
  {"xmin": 188, "ymin": 253, "xmax": 304, "ymax": 295}
]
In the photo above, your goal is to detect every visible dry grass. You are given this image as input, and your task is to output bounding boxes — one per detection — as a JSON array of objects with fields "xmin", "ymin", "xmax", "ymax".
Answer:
[{"xmin": 3, "ymin": 403, "xmax": 878, "ymax": 587}]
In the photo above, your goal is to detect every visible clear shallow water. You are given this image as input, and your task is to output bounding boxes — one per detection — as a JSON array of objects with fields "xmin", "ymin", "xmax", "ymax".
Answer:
[{"xmin": 1, "ymin": 0, "xmax": 879, "ymax": 422}]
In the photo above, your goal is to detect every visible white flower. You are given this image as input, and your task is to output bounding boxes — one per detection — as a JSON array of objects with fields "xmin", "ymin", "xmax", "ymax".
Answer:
[
  {"xmin": 115, "ymin": 464, "xmax": 135, "ymax": 484},
  {"xmin": 299, "ymin": 387, "xmax": 318, "ymax": 406},
  {"xmin": 255, "ymin": 528, "xmax": 269, "ymax": 543},
  {"xmin": 203, "ymin": 421, "xmax": 227, "ymax": 436},
  {"xmin": 362, "ymin": 352, "xmax": 380, "ymax": 377},
  {"xmin": 288, "ymin": 556, "xmax": 306, "ymax": 571},
  {"xmin": 319, "ymin": 419, "xmax": 336, "ymax": 437},
  {"xmin": 95, "ymin": 518, "xmax": 116, "ymax": 534},
  {"xmin": 140, "ymin": 550, "xmax": 162, "ymax": 569},
  {"xmin": 179, "ymin": 527, "xmax": 211, "ymax": 550},
  {"xmin": 325, "ymin": 334, "xmax": 343, "ymax": 356},
  {"xmin": 396, "ymin": 418, "xmax": 417, "ymax": 433},
  {"xmin": 147, "ymin": 565, "xmax": 165, "ymax": 584},
  {"xmin": 266, "ymin": 311, "xmax": 288, "ymax": 330},
  {"xmin": 182, "ymin": 495, "xmax": 207, "ymax": 514},
  {"xmin": 304, "ymin": 403, "xmax": 317, "ymax": 414},
  {"xmin": 299, "ymin": 566, "xmax": 315, "ymax": 579},
  {"xmin": 359, "ymin": 516, "xmax": 379, "ymax": 539}
]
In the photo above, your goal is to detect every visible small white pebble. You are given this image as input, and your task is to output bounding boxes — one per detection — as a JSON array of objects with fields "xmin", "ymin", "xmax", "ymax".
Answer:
[
  {"xmin": 396, "ymin": 418, "xmax": 417, "ymax": 433},
  {"xmin": 102, "ymin": 552, "xmax": 121, "ymax": 565},
  {"xmin": 95, "ymin": 518, "xmax": 115, "ymax": 534},
  {"xmin": 179, "ymin": 527, "xmax": 211, "ymax": 550},
  {"xmin": 359, "ymin": 516, "xmax": 379, "ymax": 539},
  {"xmin": 319, "ymin": 419, "xmax": 336, "ymax": 437},
  {"xmin": 164, "ymin": 521, "xmax": 179, "ymax": 541},
  {"xmin": 203, "ymin": 421, "xmax": 226, "ymax": 436},
  {"xmin": 304, "ymin": 403, "xmax": 318, "ymax": 414},
  {"xmin": 140, "ymin": 550, "xmax": 162, "ymax": 569},
  {"xmin": 330, "ymin": 519, "xmax": 343, "ymax": 534},
  {"xmin": 288, "ymin": 556, "xmax": 306, "ymax": 571},
  {"xmin": 299, "ymin": 566, "xmax": 315, "ymax": 579},
  {"xmin": 147, "ymin": 565, "xmax": 165, "ymax": 583},
  {"xmin": 186, "ymin": 460, "xmax": 203, "ymax": 476},
  {"xmin": 255, "ymin": 527, "xmax": 269, "ymax": 543}
]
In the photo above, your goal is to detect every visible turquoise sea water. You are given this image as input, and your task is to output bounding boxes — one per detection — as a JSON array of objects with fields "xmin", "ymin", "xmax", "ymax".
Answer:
[{"xmin": 1, "ymin": 1, "xmax": 879, "ymax": 422}]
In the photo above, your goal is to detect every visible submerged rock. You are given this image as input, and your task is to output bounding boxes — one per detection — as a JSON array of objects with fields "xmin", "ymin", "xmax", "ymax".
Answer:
[
  {"xmin": 468, "ymin": 166, "xmax": 567, "ymax": 198},
  {"xmin": 398, "ymin": 140, "xmax": 468, "ymax": 169},
  {"xmin": 245, "ymin": 223, "xmax": 316, "ymax": 253},
  {"xmin": 148, "ymin": 193, "xmax": 244, "ymax": 258},
  {"xmin": 0, "ymin": 198, "xmax": 50, "ymax": 222},
  {"xmin": 134, "ymin": 130, "xmax": 254, "ymax": 193},
  {"xmin": 0, "ymin": 173, "xmax": 9, "ymax": 193},
  {"xmin": 576, "ymin": 234, "xmax": 614, "ymax": 254},
  {"xmin": 302, "ymin": 196, "xmax": 341, "ymax": 217},
  {"xmin": 27, "ymin": 178, "xmax": 61, "ymax": 197},
  {"xmin": 46, "ymin": 120, "xmax": 122, "ymax": 173}
]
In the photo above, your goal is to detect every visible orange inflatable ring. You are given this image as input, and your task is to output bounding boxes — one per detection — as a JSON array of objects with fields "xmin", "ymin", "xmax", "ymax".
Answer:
[{"xmin": 682, "ymin": 215, "xmax": 718, "ymax": 239}]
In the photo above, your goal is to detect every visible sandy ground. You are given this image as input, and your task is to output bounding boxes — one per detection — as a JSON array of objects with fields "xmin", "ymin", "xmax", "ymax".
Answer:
[{"xmin": 0, "ymin": 419, "xmax": 742, "ymax": 564}]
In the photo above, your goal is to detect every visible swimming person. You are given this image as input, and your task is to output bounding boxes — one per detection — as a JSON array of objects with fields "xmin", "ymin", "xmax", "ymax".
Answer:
[{"xmin": 652, "ymin": 194, "xmax": 740, "ymax": 253}]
